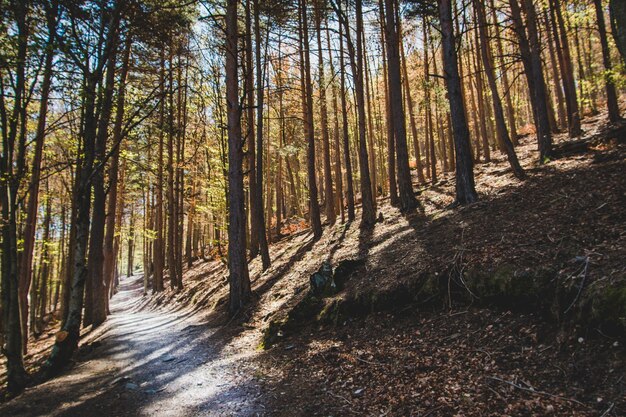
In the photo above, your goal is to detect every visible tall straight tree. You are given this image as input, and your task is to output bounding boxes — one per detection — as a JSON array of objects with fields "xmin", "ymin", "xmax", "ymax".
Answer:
[
  {"xmin": 549, "ymin": 0, "xmax": 582, "ymax": 137},
  {"xmin": 474, "ymin": 0, "xmax": 525, "ymax": 180},
  {"xmin": 253, "ymin": 0, "xmax": 271, "ymax": 269},
  {"xmin": 333, "ymin": 0, "xmax": 377, "ymax": 226},
  {"xmin": 245, "ymin": 0, "xmax": 260, "ymax": 259},
  {"xmin": 338, "ymin": 18, "xmax": 356, "ymax": 221},
  {"xmin": 509, "ymin": 0, "xmax": 553, "ymax": 162},
  {"xmin": 439, "ymin": 0, "xmax": 477, "ymax": 205},
  {"xmin": 315, "ymin": 1, "xmax": 336, "ymax": 225},
  {"xmin": 594, "ymin": 0, "xmax": 621, "ymax": 122},
  {"xmin": 299, "ymin": 0, "xmax": 323, "ymax": 239},
  {"xmin": 225, "ymin": 0, "xmax": 251, "ymax": 313},
  {"xmin": 383, "ymin": 0, "xmax": 418, "ymax": 212},
  {"xmin": 18, "ymin": 1, "xmax": 58, "ymax": 354},
  {"xmin": 45, "ymin": 1, "xmax": 122, "ymax": 375},
  {"xmin": 1, "ymin": 0, "xmax": 30, "ymax": 392}
]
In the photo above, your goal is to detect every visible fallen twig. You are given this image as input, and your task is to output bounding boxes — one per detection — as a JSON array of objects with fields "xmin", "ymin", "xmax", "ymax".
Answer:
[
  {"xmin": 487, "ymin": 376, "xmax": 587, "ymax": 407},
  {"xmin": 564, "ymin": 256, "xmax": 590, "ymax": 314}
]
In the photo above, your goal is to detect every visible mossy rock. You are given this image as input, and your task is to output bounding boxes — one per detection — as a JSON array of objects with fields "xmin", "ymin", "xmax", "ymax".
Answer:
[{"xmin": 590, "ymin": 282, "xmax": 626, "ymax": 336}]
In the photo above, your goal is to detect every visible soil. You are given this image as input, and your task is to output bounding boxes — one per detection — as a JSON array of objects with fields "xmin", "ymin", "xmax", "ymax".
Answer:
[{"xmin": 1, "ymin": 113, "xmax": 624, "ymax": 416}]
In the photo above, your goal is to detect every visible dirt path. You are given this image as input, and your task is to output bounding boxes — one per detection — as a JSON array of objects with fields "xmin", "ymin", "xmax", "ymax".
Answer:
[{"xmin": 0, "ymin": 275, "xmax": 265, "ymax": 417}]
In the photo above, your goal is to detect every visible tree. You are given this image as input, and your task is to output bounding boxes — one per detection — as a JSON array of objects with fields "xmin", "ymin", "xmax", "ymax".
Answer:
[
  {"xmin": 226, "ymin": 0, "xmax": 251, "ymax": 313},
  {"xmin": 299, "ymin": 0, "xmax": 323, "ymax": 239},
  {"xmin": 594, "ymin": 0, "xmax": 621, "ymax": 122},
  {"xmin": 383, "ymin": 0, "xmax": 419, "ymax": 212},
  {"xmin": 474, "ymin": 0, "xmax": 525, "ymax": 180},
  {"xmin": 438, "ymin": 0, "xmax": 477, "ymax": 205}
]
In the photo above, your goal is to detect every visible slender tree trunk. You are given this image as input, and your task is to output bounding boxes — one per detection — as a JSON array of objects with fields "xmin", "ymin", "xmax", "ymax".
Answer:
[
  {"xmin": 594, "ymin": 0, "xmax": 621, "ymax": 122},
  {"xmin": 379, "ymin": 3, "xmax": 399, "ymax": 206},
  {"xmin": 543, "ymin": 9, "xmax": 567, "ymax": 131},
  {"xmin": 439, "ymin": 0, "xmax": 477, "ymax": 205},
  {"xmin": 86, "ymin": 32, "xmax": 118, "ymax": 328},
  {"xmin": 245, "ymin": 0, "xmax": 259, "ymax": 259},
  {"xmin": 253, "ymin": 0, "xmax": 271, "ymax": 268},
  {"xmin": 300, "ymin": 0, "xmax": 323, "ymax": 239},
  {"xmin": 103, "ymin": 34, "xmax": 131, "ymax": 312},
  {"xmin": 153, "ymin": 50, "xmax": 165, "ymax": 292},
  {"xmin": 383, "ymin": 0, "xmax": 418, "ymax": 212},
  {"xmin": 338, "ymin": 18, "xmax": 356, "ymax": 221},
  {"xmin": 226, "ymin": 0, "xmax": 251, "ymax": 314},
  {"xmin": 340, "ymin": 0, "xmax": 377, "ymax": 226},
  {"xmin": 315, "ymin": 3, "xmax": 336, "ymax": 225},
  {"xmin": 18, "ymin": 3, "xmax": 57, "ymax": 354},
  {"xmin": 475, "ymin": 0, "xmax": 525, "ymax": 179},
  {"xmin": 549, "ymin": 0, "xmax": 582, "ymax": 137},
  {"xmin": 509, "ymin": 0, "xmax": 553, "ymax": 162}
]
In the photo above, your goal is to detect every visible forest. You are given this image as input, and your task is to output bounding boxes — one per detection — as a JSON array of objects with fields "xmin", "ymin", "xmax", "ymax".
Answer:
[{"xmin": 0, "ymin": 0, "xmax": 625, "ymax": 415}]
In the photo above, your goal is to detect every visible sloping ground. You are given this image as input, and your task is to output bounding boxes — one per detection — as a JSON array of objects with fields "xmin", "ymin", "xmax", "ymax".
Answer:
[
  {"xmin": 253, "ymin": 123, "xmax": 626, "ymax": 416},
  {"xmin": 139, "ymin": 114, "xmax": 625, "ymax": 415}
]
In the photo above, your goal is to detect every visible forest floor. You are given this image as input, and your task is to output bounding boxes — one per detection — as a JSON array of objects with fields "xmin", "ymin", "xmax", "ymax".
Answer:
[{"xmin": 1, "ymin": 112, "xmax": 625, "ymax": 416}]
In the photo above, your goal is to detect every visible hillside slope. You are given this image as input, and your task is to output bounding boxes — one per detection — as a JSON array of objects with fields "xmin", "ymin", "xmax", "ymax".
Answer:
[{"xmin": 138, "ymin": 114, "xmax": 625, "ymax": 416}]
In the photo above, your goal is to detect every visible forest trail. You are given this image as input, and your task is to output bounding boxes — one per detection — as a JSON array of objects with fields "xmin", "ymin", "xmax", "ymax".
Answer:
[{"xmin": 0, "ymin": 275, "xmax": 264, "ymax": 417}]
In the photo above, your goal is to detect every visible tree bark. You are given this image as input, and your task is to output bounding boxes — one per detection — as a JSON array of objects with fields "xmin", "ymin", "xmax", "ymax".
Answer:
[
  {"xmin": 226, "ymin": 0, "xmax": 251, "ymax": 314},
  {"xmin": 474, "ymin": 0, "xmax": 525, "ymax": 180},
  {"xmin": 594, "ymin": 0, "xmax": 621, "ymax": 122},
  {"xmin": 439, "ymin": 0, "xmax": 477, "ymax": 205},
  {"xmin": 383, "ymin": 0, "xmax": 418, "ymax": 212}
]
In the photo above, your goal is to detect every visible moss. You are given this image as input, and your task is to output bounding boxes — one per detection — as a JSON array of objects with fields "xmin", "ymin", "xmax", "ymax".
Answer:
[
  {"xmin": 591, "ymin": 283, "xmax": 626, "ymax": 334},
  {"xmin": 259, "ymin": 318, "xmax": 288, "ymax": 350}
]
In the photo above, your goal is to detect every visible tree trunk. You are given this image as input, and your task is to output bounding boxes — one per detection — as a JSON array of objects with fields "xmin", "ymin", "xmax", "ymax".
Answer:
[
  {"xmin": 86, "ymin": 31, "xmax": 118, "ymax": 328},
  {"xmin": 226, "ymin": 0, "xmax": 251, "ymax": 314},
  {"xmin": 104, "ymin": 35, "xmax": 132, "ymax": 307},
  {"xmin": 300, "ymin": 0, "xmax": 323, "ymax": 239},
  {"xmin": 383, "ymin": 0, "xmax": 418, "ymax": 212},
  {"xmin": 509, "ymin": 0, "xmax": 553, "ymax": 162},
  {"xmin": 315, "ymin": 4, "xmax": 336, "ymax": 225},
  {"xmin": 18, "ymin": 2, "xmax": 57, "ymax": 354},
  {"xmin": 594, "ymin": 0, "xmax": 621, "ymax": 122},
  {"xmin": 439, "ymin": 0, "xmax": 477, "ymax": 205},
  {"xmin": 338, "ymin": 18, "xmax": 356, "ymax": 221},
  {"xmin": 549, "ymin": 0, "xmax": 582, "ymax": 137},
  {"xmin": 474, "ymin": 0, "xmax": 525, "ymax": 180},
  {"xmin": 254, "ymin": 0, "xmax": 271, "ymax": 268}
]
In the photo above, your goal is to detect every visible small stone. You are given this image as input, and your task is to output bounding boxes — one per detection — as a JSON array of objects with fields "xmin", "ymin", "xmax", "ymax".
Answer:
[
  {"xmin": 613, "ymin": 341, "xmax": 619, "ymax": 347},
  {"xmin": 353, "ymin": 388, "xmax": 365, "ymax": 397},
  {"xmin": 577, "ymin": 337, "xmax": 584, "ymax": 343},
  {"xmin": 124, "ymin": 383, "xmax": 139, "ymax": 391},
  {"xmin": 545, "ymin": 405, "xmax": 555, "ymax": 413}
]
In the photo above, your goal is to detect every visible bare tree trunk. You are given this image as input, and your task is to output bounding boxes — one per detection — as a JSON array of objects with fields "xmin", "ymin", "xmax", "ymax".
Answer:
[
  {"xmin": 509, "ymin": 0, "xmax": 553, "ymax": 162},
  {"xmin": 104, "ymin": 34, "xmax": 131, "ymax": 312},
  {"xmin": 338, "ymin": 18, "xmax": 356, "ymax": 221},
  {"xmin": 315, "ymin": 3, "xmax": 336, "ymax": 225},
  {"xmin": 594, "ymin": 0, "xmax": 621, "ymax": 122},
  {"xmin": 549, "ymin": 0, "xmax": 582, "ymax": 137},
  {"xmin": 18, "ymin": 3, "xmax": 57, "ymax": 354},
  {"xmin": 226, "ymin": 0, "xmax": 251, "ymax": 314},
  {"xmin": 439, "ymin": 0, "xmax": 477, "ymax": 205},
  {"xmin": 379, "ymin": 3, "xmax": 399, "ymax": 206},
  {"xmin": 253, "ymin": 0, "xmax": 271, "ymax": 268},
  {"xmin": 475, "ymin": 0, "xmax": 525, "ymax": 180},
  {"xmin": 383, "ymin": 0, "xmax": 418, "ymax": 212},
  {"xmin": 300, "ymin": 0, "xmax": 323, "ymax": 239}
]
